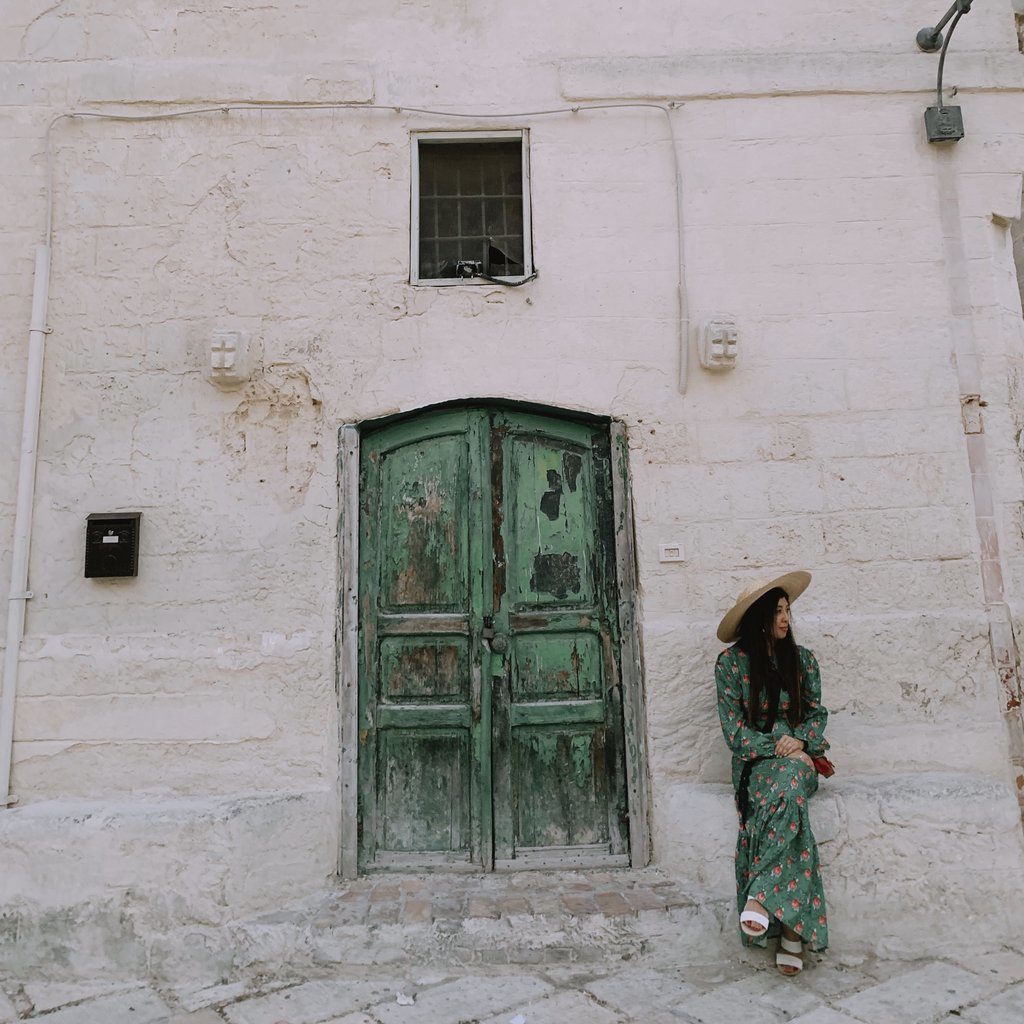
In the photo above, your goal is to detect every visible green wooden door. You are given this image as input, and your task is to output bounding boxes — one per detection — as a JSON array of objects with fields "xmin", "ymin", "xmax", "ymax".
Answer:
[{"xmin": 358, "ymin": 407, "xmax": 629, "ymax": 871}]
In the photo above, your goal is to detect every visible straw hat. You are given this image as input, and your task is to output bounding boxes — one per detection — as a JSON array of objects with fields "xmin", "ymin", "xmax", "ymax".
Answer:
[{"xmin": 716, "ymin": 571, "xmax": 811, "ymax": 644}]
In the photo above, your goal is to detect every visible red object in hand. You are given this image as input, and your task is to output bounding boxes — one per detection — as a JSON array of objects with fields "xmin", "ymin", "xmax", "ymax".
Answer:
[{"xmin": 812, "ymin": 756, "xmax": 835, "ymax": 778}]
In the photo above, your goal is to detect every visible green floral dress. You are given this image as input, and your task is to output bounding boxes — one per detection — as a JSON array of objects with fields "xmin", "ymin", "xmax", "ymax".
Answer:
[{"xmin": 715, "ymin": 644, "xmax": 830, "ymax": 951}]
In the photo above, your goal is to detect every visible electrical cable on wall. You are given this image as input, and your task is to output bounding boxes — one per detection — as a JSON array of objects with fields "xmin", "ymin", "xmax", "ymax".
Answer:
[
  {"xmin": 42, "ymin": 99, "xmax": 689, "ymax": 383},
  {"xmin": 2, "ymin": 98, "xmax": 692, "ymax": 807}
]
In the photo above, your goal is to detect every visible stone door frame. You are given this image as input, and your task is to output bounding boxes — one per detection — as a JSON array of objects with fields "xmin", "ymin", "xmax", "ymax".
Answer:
[{"xmin": 335, "ymin": 410, "xmax": 651, "ymax": 878}]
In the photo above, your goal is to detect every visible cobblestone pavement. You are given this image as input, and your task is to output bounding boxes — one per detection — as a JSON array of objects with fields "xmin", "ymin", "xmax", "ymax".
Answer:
[
  {"xmin": 2, "ymin": 871, "xmax": 1023, "ymax": 1023},
  {"xmin": 4, "ymin": 948, "xmax": 1024, "ymax": 1024}
]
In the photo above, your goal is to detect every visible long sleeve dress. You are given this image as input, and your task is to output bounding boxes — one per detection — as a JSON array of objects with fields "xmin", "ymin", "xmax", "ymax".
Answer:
[{"xmin": 715, "ymin": 644, "xmax": 830, "ymax": 951}]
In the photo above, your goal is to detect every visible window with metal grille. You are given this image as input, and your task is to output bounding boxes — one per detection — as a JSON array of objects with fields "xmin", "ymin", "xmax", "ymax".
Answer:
[{"xmin": 412, "ymin": 132, "xmax": 532, "ymax": 284}]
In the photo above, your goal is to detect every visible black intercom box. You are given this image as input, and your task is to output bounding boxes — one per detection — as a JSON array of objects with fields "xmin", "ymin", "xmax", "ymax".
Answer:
[{"xmin": 85, "ymin": 513, "xmax": 141, "ymax": 578}]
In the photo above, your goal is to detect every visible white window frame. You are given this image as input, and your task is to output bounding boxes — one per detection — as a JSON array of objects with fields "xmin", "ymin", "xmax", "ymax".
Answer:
[{"xmin": 410, "ymin": 129, "xmax": 533, "ymax": 287}]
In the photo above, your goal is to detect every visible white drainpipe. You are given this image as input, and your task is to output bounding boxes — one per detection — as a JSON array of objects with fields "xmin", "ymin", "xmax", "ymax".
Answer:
[{"xmin": 1, "ymin": 243, "xmax": 51, "ymax": 807}]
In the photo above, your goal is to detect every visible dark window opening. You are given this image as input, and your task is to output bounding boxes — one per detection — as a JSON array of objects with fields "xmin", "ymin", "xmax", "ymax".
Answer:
[{"xmin": 417, "ymin": 140, "xmax": 527, "ymax": 281}]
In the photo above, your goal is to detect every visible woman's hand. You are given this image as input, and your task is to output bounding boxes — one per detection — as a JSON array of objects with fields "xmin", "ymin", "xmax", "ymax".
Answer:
[
  {"xmin": 788, "ymin": 750, "xmax": 814, "ymax": 769},
  {"xmin": 775, "ymin": 735, "xmax": 805, "ymax": 757}
]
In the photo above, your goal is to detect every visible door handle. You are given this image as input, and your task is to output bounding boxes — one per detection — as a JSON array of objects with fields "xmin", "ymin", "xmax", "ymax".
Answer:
[{"xmin": 490, "ymin": 634, "xmax": 509, "ymax": 654}]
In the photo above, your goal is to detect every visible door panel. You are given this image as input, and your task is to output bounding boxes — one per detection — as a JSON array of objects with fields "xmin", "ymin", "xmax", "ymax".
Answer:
[
  {"xmin": 513, "ymin": 633, "xmax": 602, "ymax": 700},
  {"xmin": 359, "ymin": 409, "xmax": 488, "ymax": 869},
  {"xmin": 492, "ymin": 411, "xmax": 629, "ymax": 867},
  {"xmin": 506, "ymin": 434, "xmax": 594, "ymax": 607},
  {"xmin": 358, "ymin": 406, "xmax": 628, "ymax": 871},
  {"xmin": 513, "ymin": 728, "xmax": 608, "ymax": 848},
  {"xmin": 378, "ymin": 434, "xmax": 468, "ymax": 612},
  {"xmin": 379, "ymin": 729, "xmax": 471, "ymax": 852},
  {"xmin": 379, "ymin": 637, "xmax": 470, "ymax": 703}
]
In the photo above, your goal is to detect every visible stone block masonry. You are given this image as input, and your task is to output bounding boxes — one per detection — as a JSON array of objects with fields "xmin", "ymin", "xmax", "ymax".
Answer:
[{"xmin": 2, "ymin": 0, "xmax": 1024, "ymax": 981}]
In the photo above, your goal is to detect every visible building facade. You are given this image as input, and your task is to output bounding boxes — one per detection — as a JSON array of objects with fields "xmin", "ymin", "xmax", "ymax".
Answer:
[{"xmin": 3, "ymin": 0, "xmax": 1024, "ymax": 978}]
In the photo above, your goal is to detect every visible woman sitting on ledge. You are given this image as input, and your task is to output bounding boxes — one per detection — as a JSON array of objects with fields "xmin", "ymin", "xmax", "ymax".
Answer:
[{"xmin": 714, "ymin": 571, "xmax": 830, "ymax": 977}]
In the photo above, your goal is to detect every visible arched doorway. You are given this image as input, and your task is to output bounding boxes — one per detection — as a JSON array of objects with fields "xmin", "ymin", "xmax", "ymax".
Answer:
[{"xmin": 341, "ymin": 404, "xmax": 649, "ymax": 873}]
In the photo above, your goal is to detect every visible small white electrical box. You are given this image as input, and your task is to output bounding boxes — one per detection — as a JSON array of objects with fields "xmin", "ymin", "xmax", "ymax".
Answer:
[
  {"xmin": 698, "ymin": 317, "xmax": 738, "ymax": 370},
  {"xmin": 659, "ymin": 542, "xmax": 685, "ymax": 563},
  {"xmin": 206, "ymin": 330, "xmax": 250, "ymax": 388}
]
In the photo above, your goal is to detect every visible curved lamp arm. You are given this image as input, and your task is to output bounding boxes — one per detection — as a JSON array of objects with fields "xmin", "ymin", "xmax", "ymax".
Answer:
[
  {"xmin": 917, "ymin": 0, "xmax": 974, "ymax": 57},
  {"xmin": 916, "ymin": 1, "xmax": 975, "ymax": 143}
]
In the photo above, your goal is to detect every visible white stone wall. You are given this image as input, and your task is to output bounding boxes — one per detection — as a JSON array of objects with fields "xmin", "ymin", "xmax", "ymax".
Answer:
[{"xmin": 3, "ymin": 0, "xmax": 1024, "ymax": 970}]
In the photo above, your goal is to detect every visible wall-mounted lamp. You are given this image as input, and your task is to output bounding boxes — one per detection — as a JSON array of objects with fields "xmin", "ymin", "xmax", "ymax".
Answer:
[{"xmin": 916, "ymin": 1, "xmax": 975, "ymax": 143}]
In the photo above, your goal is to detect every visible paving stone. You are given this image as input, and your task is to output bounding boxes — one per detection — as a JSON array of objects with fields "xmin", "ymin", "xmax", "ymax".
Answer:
[
  {"xmin": 28, "ymin": 988, "xmax": 171, "ymax": 1024},
  {"xmin": 754, "ymin": 971, "xmax": 829, "ymax": 1016},
  {"xmin": 836, "ymin": 963, "xmax": 994, "ymax": 1024},
  {"xmin": 676, "ymin": 961, "xmax": 760, "ymax": 991},
  {"xmin": 623, "ymin": 890, "xmax": 666, "ymax": 912},
  {"xmin": 544, "ymin": 965, "xmax": 615, "ymax": 985},
  {"xmin": 584, "ymin": 966, "xmax": 697, "ymax": 1014},
  {"xmin": 855, "ymin": 957, "xmax": 925, "ymax": 984},
  {"xmin": 953, "ymin": 950, "xmax": 1024, "ymax": 987},
  {"xmin": 478, "ymin": 989, "xmax": 625, "ymax": 1024},
  {"xmin": 788, "ymin": 1009, "xmax": 864, "ymax": 1024},
  {"xmin": 170, "ymin": 1012, "xmax": 224, "ymax": 1024},
  {"xmin": 178, "ymin": 980, "xmax": 251, "ymax": 1012},
  {"xmin": 224, "ymin": 978, "xmax": 402, "ymax": 1024},
  {"xmin": 468, "ymin": 896, "xmax": 501, "ymax": 918},
  {"xmin": 500, "ymin": 897, "xmax": 531, "ymax": 916},
  {"xmin": 798, "ymin": 963, "xmax": 875, "ymax": 1000},
  {"xmin": 410, "ymin": 971, "xmax": 455, "ymax": 986},
  {"xmin": 365, "ymin": 903, "xmax": 401, "ymax": 925},
  {"xmin": 661, "ymin": 891, "xmax": 697, "ymax": 910},
  {"xmin": 22, "ymin": 981, "xmax": 143, "ymax": 1014},
  {"xmin": 402, "ymin": 898, "xmax": 432, "ymax": 923},
  {"xmin": 563, "ymin": 894, "xmax": 599, "ymax": 915},
  {"xmin": 958, "ymin": 979, "xmax": 1024, "ymax": 1024},
  {"xmin": 0, "ymin": 991, "xmax": 15, "ymax": 1023},
  {"xmin": 319, "ymin": 1016, "xmax": 377, "ymax": 1024},
  {"xmin": 676, "ymin": 974, "xmax": 821, "ymax": 1023},
  {"xmin": 526, "ymin": 894, "xmax": 563, "ymax": 914},
  {"xmin": 595, "ymin": 892, "xmax": 635, "ymax": 916},
  {"xmin": 369, "ymin": 975, "xmax": 553, "ymax": 1024},
  {"xmin": 430, "ymin": 897, "xmax": 466, "ymax": 921}
]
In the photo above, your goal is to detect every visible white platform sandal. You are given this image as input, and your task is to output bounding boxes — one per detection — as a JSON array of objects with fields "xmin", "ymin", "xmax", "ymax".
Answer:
[
  {"xmin": 776, "ymin": 935, "xmax": 803, "ymax": 976},
  {"xmin": 739, "ymin": 900, "xmax": 770, "ymax": 938}
]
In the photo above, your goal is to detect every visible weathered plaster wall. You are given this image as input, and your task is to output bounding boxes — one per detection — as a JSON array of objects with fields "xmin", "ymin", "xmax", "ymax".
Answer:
[{"xmin": 3, "ymin": 0, "xmax": 1024, "ymax": 972}]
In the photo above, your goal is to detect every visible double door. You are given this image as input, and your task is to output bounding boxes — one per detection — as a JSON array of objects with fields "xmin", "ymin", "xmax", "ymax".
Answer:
[{"xmin": 357, "ymin": 407, "xmax": 630, "ymax": 870}]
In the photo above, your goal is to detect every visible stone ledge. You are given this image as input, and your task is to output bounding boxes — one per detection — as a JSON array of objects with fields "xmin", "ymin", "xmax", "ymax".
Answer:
[
  {"xmin": 0, "ymin": 59, "xmax": 375, "ymax": 107},
  {"xmin": 2, "ymin": 775, "xmax": 1023, "ymax": 979},
  {"xmin": 560, "ymin": 51, "xmax": 1024, "ymax": 101},
  {"xmin": 656, "ymin": 771, "xmax": 1024, "ymax": 958},
  {"xmin": 0, "ymin": 789, "xmax": 337, "ymax": 978}
]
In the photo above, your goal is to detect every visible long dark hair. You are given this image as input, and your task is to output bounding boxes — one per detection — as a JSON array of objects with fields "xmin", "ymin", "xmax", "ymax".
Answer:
[{"xmin": 737, "ymin": 586, "xmax": 803, "ymax": 730}]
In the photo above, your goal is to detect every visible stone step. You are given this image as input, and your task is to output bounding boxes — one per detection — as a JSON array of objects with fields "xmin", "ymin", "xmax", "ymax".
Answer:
[{"xmin": 221, "ymin": 869, "xmax": 735, "ymax": 979}]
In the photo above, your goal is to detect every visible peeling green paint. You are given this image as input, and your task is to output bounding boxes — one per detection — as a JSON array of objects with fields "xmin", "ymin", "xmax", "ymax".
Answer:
[
  {"xmin": 571, "ymin": 735, "xmax": 592, "ymax": 789},
  {"xmin": 360, "ymin": 407, "xmax": 630, "ymax": 870},
  {"xmin": 530, "ymin": 733, "xmax": 559, "ymax": 767}
]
